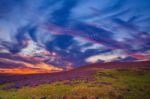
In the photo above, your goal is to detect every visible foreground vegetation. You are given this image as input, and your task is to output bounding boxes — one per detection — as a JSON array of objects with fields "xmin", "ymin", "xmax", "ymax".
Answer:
[{"xmin": 0, "ymin": 68, "xmax": 150, "ymax": 99}]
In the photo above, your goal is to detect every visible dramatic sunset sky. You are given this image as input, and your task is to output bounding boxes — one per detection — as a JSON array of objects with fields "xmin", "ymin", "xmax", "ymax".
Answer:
[{"xmin": 0, "ymin": 0, "xmax": 150, "ymax": 73}]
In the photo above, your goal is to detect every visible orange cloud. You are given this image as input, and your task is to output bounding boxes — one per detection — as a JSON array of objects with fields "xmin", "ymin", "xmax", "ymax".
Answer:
[
  {"xmin": 0, "ymin": 68, "xmax": 61, "ymax": 74},
  {"xmin": 0, "ymin": 66, "xmax": 63, "ymax": 74},
  {"xmin": 0, "ymin": 58, "xmax": 63, "ymax": 74}
]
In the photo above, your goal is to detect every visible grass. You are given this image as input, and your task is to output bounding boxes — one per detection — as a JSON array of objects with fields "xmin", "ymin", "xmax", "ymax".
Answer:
[{"xmin": 0, "ymin": 68, "xmax": 150, "ymax": 99}]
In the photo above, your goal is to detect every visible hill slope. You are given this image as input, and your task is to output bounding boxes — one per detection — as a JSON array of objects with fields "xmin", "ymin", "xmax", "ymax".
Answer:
[
  {"xmin": 0, "ymin": 61, "xmax": 149, "ymax": 87},
  {"xmin": 0, "ymin": 61, "xmax": 150, "ymax": 99}
]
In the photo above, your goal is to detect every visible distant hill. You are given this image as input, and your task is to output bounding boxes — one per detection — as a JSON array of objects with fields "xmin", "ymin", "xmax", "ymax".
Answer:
[{"xmin": 0, "ymin": 61, "xmax": 149, "ymax": 88}]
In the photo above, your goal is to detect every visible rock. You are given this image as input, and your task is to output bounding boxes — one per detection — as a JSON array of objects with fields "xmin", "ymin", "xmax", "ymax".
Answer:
[
  {"xmin": 117, "ymin": 95, "xmax": 124, "ymax": 99},
  {"xmin": 40, "ymin": 96, "xmax": 47, "ymax": 99},
  {"xmin": 94, "ymin": 96, "xmax": 100, "ymax": 99},
  {"xmin": 62, "ymin": 95, "xmax": 69, "ymax": 99},
  {"xmin": 81, "ymin": 96, "xmax": 88, "ymax": 99}
]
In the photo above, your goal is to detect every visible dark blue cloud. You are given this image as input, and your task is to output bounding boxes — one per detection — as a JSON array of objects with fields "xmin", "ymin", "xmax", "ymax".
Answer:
[
  {"xmin": 28, "ymin": 26, "xmax": 38, "ymax": 42},
  {"xmin": 0, "ymin": 0, "xmax": 25, "ymax": 17},
  {"xmin": 46, "ymin": 34, "xmax": 74, "ymax": 51},
  {"xmin": 49, "ymin": 0, "xmax": 78, "ymax": 26}
]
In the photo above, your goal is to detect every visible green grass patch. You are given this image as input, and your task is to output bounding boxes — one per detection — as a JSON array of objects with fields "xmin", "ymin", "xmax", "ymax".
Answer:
[{"xmin": 0, "ymin": 68, "xmax": 150, "ymax": 99}]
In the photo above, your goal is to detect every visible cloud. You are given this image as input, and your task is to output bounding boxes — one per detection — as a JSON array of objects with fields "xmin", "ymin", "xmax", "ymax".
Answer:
[
  {"xmin": 0, "ymin": 0, "xmax": 150, "ymax": 68},
  {"xmin": 0, "ymin": 54, "xmax": 63, "ymax": 74},
  {"xmin": 86, "ymin": 50, "xmax": 127, "ymax": 63},
  {"xmin": 49, "ymin": 0, "xmax": 78, "ymax": 26}
]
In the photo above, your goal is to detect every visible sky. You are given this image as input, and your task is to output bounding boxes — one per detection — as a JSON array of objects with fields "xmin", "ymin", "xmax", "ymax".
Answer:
[{"xmin": 0, "ymin": 0, "xmax": 150, "ymax": 69}]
